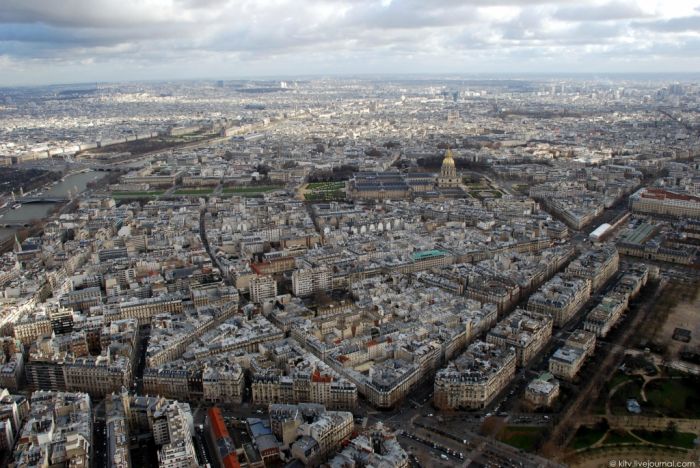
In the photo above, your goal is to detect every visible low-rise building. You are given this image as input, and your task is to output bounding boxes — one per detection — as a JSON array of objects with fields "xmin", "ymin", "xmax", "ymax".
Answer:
[
  {"xmin": 524, "ymin": 373, "xmax": 560, "ymax": 408},
  {"xmin": 629, "ymin": 187, "xmax": 700, "ymax": 219},
  {"xmin": 548, "ymin": 330, "xmax": 596, "ymax": 381}
]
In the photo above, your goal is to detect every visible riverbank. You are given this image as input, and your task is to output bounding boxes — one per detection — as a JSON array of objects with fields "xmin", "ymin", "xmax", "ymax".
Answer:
[
  {"xmin": 0, "ymin": 170, "xmax": 106, "ymax": 249},
  {"xmin": 0, "ymin": 167, "xmax": 64, "ymax": 198}
]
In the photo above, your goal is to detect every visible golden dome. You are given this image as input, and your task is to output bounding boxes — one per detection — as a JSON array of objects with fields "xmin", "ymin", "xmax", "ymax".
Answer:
[{"xmin": 442, "ymin": 148, "xmax": 455, "ymax": 167}]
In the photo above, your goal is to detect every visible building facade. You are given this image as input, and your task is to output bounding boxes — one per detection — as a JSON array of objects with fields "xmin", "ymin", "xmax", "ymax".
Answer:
[{"xmin": 434, "ymin": 341, "xmax": 516, "ymax": 410}]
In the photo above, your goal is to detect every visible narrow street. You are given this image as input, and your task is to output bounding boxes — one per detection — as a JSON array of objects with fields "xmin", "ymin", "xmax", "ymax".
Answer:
[{"xmin": 199, "ymin": 207, "xmax": 233, "ymax": 286}]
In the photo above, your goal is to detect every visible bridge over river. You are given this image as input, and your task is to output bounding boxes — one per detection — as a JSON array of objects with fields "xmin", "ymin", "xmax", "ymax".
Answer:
[{"xmin": 16, "ymin": 196, "xmax": 69, "ymax": 204}]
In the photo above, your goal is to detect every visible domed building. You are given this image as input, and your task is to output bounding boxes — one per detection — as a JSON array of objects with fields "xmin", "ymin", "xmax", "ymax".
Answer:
[{"xmin": 436, "ymin": 148, "xmax": 461, "ymax": 188}]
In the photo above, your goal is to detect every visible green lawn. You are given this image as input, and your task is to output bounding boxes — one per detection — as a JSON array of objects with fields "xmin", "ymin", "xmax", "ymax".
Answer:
[
  {"xmin": 602, "ymin": 430, "xmax": 638, "ymax": 445},
  {"xmin": 112, "ymin": 191, "xmax": 164, "ymax": 197},
  {"xmin": 632, "ymin": 430, "xmax": 698, "ymax": 449},
  {"xmin": 223, "ymin": 186, "xmax": 280, "ymax": 194},
  {"xmin": 307, "ymin": 181, "xmax": 345, "ymax": 190},
  {"xmin": 606, "ymin": 371, "xmax": 633, "ymax": 391},
  {"xmin": 305, "ymin": 181, "xmax": 347, "ymax": 201},
  {"xmin": 645, "ymin": 378, "xmax": 700, "ymax": 418},
  {"xmin": 304, "ymin": 190, "xmax": 345, "ymax": 201},
  {"xmin": 497, "ymin": 426, "xmax": 542, "ymax": 452},
  {"xmin": 610, "ymin": 379, "xmax": 643, "ymax": 416},
  {"xmin": 174, "ymin": 188, "xmax": 214, "ymax": 195},
  {"xmin": 569, "ymin": 426, "xmax": 607, "ymax": 450},
  {"xmin": 591, "ymin": 395, "xmax": 607, "ymax": 415}
]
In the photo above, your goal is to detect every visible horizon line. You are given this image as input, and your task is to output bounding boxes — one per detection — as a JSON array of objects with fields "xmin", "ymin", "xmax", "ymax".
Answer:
[{"xmin": 3, "ymin": 71, "xmax": 700, "ymax": 90}]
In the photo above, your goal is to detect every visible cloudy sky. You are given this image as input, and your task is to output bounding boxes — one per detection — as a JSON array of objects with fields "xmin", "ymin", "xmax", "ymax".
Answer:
[{"xmin": 1, "ymin": 0, "xmax": 699, "ymax": 86}]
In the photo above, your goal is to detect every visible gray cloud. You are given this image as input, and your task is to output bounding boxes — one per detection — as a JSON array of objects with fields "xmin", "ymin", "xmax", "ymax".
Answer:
[
  {"xmin": 344, "ymin": 2, "xmax": 479, "ymax": 30},
  {"xmin": 0, "ymin": 0, "xmax": 698, "ymax": 85},
  {"xmin": 554, "ymin": 1, "xmax": 650, "ymax": 21},
  {"xmin": 633, "ymin": 15, "xmax": 700, "ymax": 32},
  {"xmin": 0, "ymin": 0, "xmax": 183, "ymax": 28}
]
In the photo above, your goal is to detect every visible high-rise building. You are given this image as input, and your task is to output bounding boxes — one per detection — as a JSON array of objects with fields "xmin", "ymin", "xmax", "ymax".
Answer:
[
  {"xmin": 292, "ymin": 266, "xmax": 332, "ymax": 297},
  {"xmin": 153, "ymin": 402, "xmax": 198, "ymax": 467},
  {"xmin": 250, "ymin": 275, "xmax": 278, "ymax": 304}
]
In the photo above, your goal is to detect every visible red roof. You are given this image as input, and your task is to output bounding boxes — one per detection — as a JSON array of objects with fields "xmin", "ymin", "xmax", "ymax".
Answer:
[
  {"xmin": 311, "ymin": 369, "xmax": 332, "ymax": 383},
  {"xmin": 207, "ymin": 407, "xmax": 230, "ymax": 440},
  {"xmin": 643, "ymin": 188, "xmax": 700, "ymax": 203},
  {"xmin": 223, "ymin": 454, "xmax": 240, "ymax": 468}
]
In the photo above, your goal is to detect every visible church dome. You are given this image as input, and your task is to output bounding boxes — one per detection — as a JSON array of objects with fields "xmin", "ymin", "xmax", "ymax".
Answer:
[{"xmin": 442, "ymin": 148, "xmax": 455, "ymax": 167}]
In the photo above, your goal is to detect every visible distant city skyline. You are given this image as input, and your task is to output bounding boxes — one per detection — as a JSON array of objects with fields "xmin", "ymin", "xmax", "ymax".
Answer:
[{"xmin": 1, "ymin": 0, "xmax": 700, "ymax": 86}]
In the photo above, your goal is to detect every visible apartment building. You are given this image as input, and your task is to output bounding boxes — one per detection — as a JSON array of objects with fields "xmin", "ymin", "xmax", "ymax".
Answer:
[
  {"xmin": 64, "ymin": 354, "xmax": 133, "ymax": 397},
  {"xmin": 152, "ymin": 402, "xmax": 198, "ymax": 468},
  {"xmin": 292, "ymin": 266, "xmax": 332, "ymax": 297},
  {"xmin": 13, "ymin": 391, "xmax": 92, "ymax": 468},
  {"xmin": 434, "ymin": 341, "xmax": 517, "ymax": 410},
  {"xmin": 587, "ymin": 296, "xmax": 625, "ymax": 337},
  {"xmin": 252, "ymin": 368, "xmax": 357, "ymax": 411},
  {"xmin": 14, "ymin": 316, "xmax": 53, "ymax": 345},
  {"xmin": 108, "ymin": 295, "xmax": 184, "ymax": 324},
  {"xmin": 487, "ymin": 309, "xmax": 553, "ymax": 367},
  {"xmin": 527, "ymin": 275, "xmax": 591, "ymax": 327},
  {"xmin": 250, "ymin": 275, "xmax": 278, "ymax": 304},
  {"xmin": 291, "ymin": 411, "xmax": 353, "ymax": 465},
  {"xmin": 202, "ymin": 364, "xmax": 245, "ymax": 404},
  {"xmin": 565, "ymin": 245, "xmax": 619, "ymax": 292},
  {"xmin": 548, "ymin": 330, "xmax": 596, "ymax": 381},
  {"xmin": 59, "ymin": 286, "xmax": 103, "ymax": 312}
]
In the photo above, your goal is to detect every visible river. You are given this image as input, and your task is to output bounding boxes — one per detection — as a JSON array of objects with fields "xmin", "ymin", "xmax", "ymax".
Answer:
[{"xmin": 0, "ymin": 170, "xmax": 105, "ymax": 242}]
